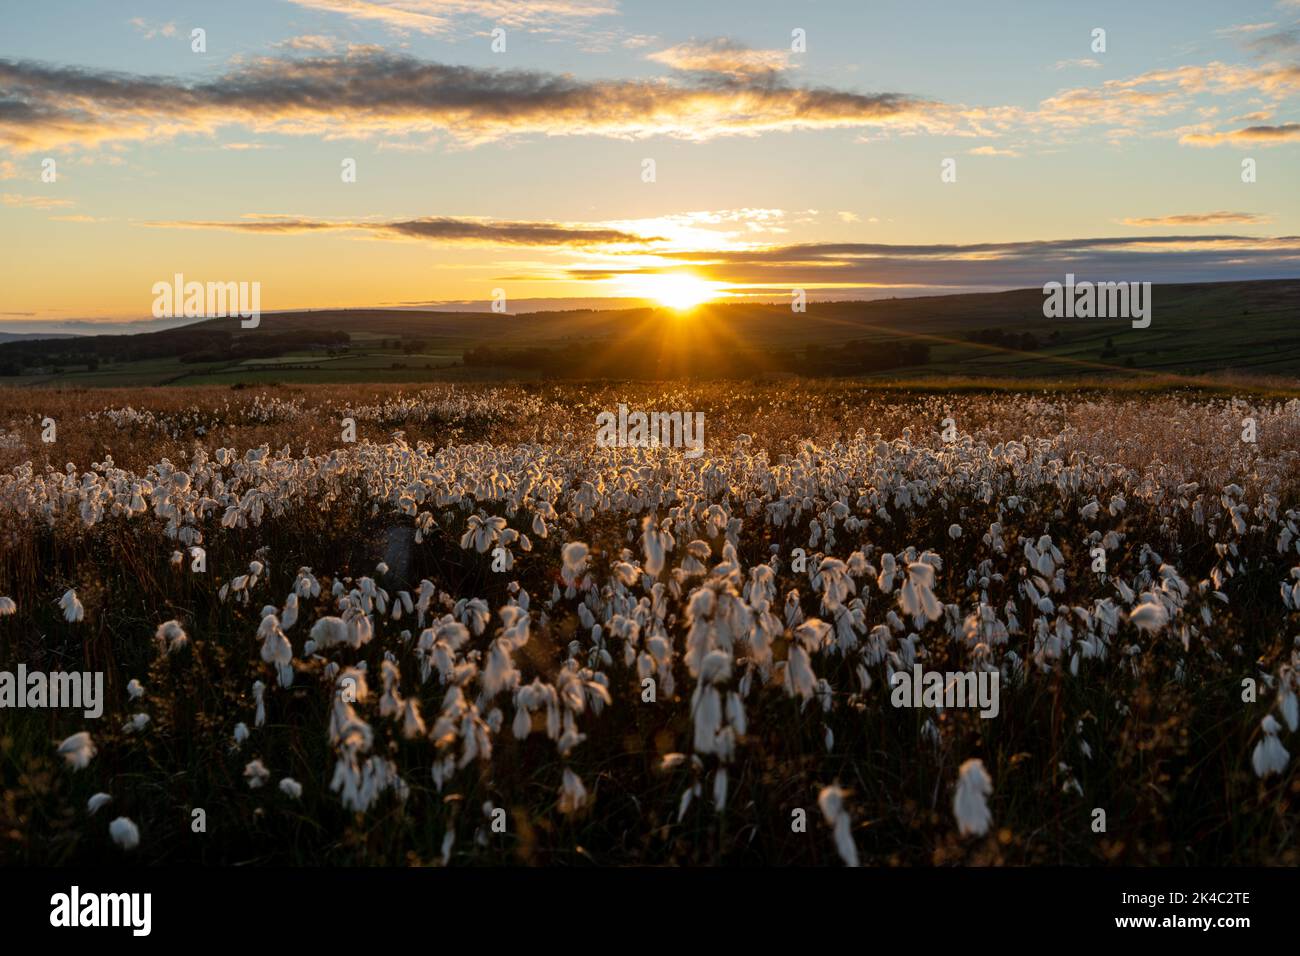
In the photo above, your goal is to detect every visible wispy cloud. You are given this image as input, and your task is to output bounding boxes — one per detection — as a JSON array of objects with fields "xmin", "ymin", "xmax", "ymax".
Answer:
[
  {"xmin": 1121, "ymin": 211, "xmax": 1270, "ymax": 226},
  {"xmin": 1028, "ymin": 62, "xmax": 1300, "ymax": 133},
  {"xmin": 273, "ymin": 34, "xmax": 340, "ymax": 52},
  {"xmin": 647, "ymin": 39, "xmax": 792, "ymax": 79},
  {"xmin": 1214, "ymin": 22, "xmax": 1278, "ymax": 37},
  {"xmin": 129, "ymin": 18, "xmax": 176, "ymax": 40},
  {"xmin": 1181, "ymin": 121, "xmax": 1300, "ymax": 145},
  {"xmin": 283, "ymin": 0, "xmax": 617, "ymax": 35},
  {"xmin": 1, "ymin": 41, "xmax": 1294, "ymax": 156},
  {"xmin": 0, "ymin": 51, "xmax": 940, "ymax": 150},
  {"xmin": 1052, "ymin": 58, "xmax": 1102, "ymax": 70},
  {"xmin": 1245, "ymin": 26, "xmax": 1300, "ymax": 54},
  {"xmin": 2, "ymin": 192, "xmax": 73, "ymax": 209},
  {"xmin": 141, "ymin": 214, "xmax": 664, "ymax": 247},
  {"xmin": 621, "ymin": 235, "xmax": 1300, "ymax": 289}
]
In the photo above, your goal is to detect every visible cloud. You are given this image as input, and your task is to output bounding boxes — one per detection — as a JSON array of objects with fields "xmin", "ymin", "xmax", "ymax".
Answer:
[
  {"xmin": 0, "ymin": 160, "xmax": 16, "ymax": 179},
  {"xmin": 625, "ymin": 235, "xmax": 1300, "ymax": 289},
  {"xmin": 1033, "ymin": 84, "xmax": 1185, "ymax": 128},
  {"xmin": 129, "ymin": 18, "xmax": 177, "ymax": 40},
  {"xmin": 931, "ymin": 59, "xmax": 1300, "ymax": 144},
  {"xmin": 1246, "ymin": 27, "xmax": 1300, "ymax": 54},
  {"xmin": 1181, "ymin": 121, "xmax": 1300, "ymax": 145},
  {"xmin": 1027, "ymin": 62, "xmax": 1300, "ymax": 133},
  {"xmin": 1215, "ymin": 22, "xmax": 1278, "ymax": 37},
  {"xmin": 647, "ymin": 39, "xmax": 791, "ymax": 79},
  {"xmin": 282, "ymin": 0, "xmax": 617, "ymax": 35},
  {"xmin": 1121, "ymin": 211, "xmax": 1270, "ymax": 226},
  {"xmin": 2, "ymin": 192, "xmax": 73, "ymax": 209},
  {"xmin": 273, "ymin": 35, "xmax": 341, "ymax": 52},
  {"xmin": 2, "ymin": 38, "xmax": 1292, "ymax": 160},
  {"xmin": 140, "ymin": 214, "xmax": 664, "ymax": 247},
  {"xmin": 969, "ymin": 145, "xmax": 1020, "ymax": 157},
  {"xmin": 1052, "ymin": 58, "xmax": 1102, "ymax": 70},
  {"xmin": 0, "ymin": 51, "xmax": 939, "ymax": 150}
]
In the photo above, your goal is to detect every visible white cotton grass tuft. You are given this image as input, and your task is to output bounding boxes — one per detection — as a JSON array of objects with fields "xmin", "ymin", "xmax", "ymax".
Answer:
[
  {"xmin": 641, "ymin": 516, "xmax": 667, "ymax": 578},
  {"xmin": 154, "ymin": 619, "xmax": 189, "ymax": 655},
  {"xmin": 560, "ymin": 542, "xmax": 590, "ymax": 590},
  {"xmin": 660, "ymin": 753, "xmax": 688, "ymax": 771},
  {"xmin": 558, "ymin": 768, "xmax": 588, "ymax": 814},
  {"xmin": 400, "ymin": 698, "xmax": 425, "ymax": 739},
  {"xmin": 86, "ymin": 792, "xmax": 112, "ymax": 815},
  {"xmin": 127, "ymin": 679, "xmax": 145, "ymax": 700},
  {"xmin": 57, "ymin": 731, "xmax": 96, "ymax": 769},
  {"xmin": 59, "ymin": 588, "xmax": 84, "ymax": 623},
  {"xmin": 899, "ymin": 561, "xmax": 943, "ymax": 625},
  {"xmin": 712, "ymin": 767, "xmax": 729, "ymax": 811},
  {"xmin": 122, "ymin": 713, "xmax": 150, "ymax": 733},
  {"xmin": 253, "ymin": 679, "xmax": 266, "ymax": 727},
  {"xmin": 279, "ymin": 777, "xmax": 303, "ymax": 799},
  {"xmin": 817, "ymin": 784, "xmax": 859, "ymax": 867},
  {"xmin": 0, "ymin": 596, "xmax": 15, "ymax": 615},
  {"xmin": 1128, "ymin": 598, "xmax": 1168, "ymax": 634},
  {"xmin": 109, "ymin": 816, "xmax": 140, "ymax": 850},
  {"xmin": 244, "ymin": 758, "xmax": 270, "ymax": 788},
  {"xmin": 1252, "ymin": 715, "xmax": 1290, "ymax": 779},
  {"xmin": 953, "ymin": 758, "xmax": 994, "ymax": 836}
]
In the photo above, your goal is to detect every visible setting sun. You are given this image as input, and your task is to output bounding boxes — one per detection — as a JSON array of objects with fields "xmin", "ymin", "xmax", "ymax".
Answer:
[{"xmin": 620, "ymin": 273, "xmax": 723, "ymax": 311}]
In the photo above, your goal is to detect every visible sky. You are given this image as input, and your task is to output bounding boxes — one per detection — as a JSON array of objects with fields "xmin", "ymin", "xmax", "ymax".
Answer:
[{"xmin": 0, "ymin": 0, "xmax": 1298, "ymax": 331}]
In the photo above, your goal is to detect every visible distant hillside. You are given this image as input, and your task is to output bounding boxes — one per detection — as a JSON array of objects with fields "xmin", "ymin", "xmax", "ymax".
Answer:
[
  {"xmin": 3, "ymin": 278, "xmax": 1297, "ymax": 387},
  {"xmin": 0, "ymin": 332, "xmax": 79, "ymax": 344}
]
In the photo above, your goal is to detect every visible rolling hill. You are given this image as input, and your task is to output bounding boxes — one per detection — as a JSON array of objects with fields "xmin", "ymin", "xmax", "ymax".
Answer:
[{"xmin": 2, "ymin": 278, "xmax": 1297, "ymax": 387}]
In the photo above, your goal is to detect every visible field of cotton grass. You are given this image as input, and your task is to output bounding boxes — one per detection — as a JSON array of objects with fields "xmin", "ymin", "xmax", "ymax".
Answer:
[{"xmin": 1, "ymin": 380, "xmax": 1299, "ymax": 866}]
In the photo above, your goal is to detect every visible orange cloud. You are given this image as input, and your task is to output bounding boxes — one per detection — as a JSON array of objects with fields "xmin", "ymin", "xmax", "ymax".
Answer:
[
  {"xmin": 1181, "ymin": 122, "xmax": 1300, "ymax": 146},
  {"xmin": 646, "ymin": 39, "xmax": 791, "ymax": 79},
  {"xmin": 1121, "ymin": 211, "xmax": 1270, "ymax": 226},
  {"xmin": 2, "ymin": 192, "xmax": 74, "ymax": 209}
]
